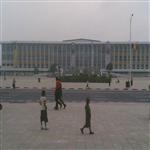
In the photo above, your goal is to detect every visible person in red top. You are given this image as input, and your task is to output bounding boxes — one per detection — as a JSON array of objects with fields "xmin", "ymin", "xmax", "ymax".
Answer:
[{"xmin": 54, "ymin": 77, "xmax": 66, "ymax": 110}]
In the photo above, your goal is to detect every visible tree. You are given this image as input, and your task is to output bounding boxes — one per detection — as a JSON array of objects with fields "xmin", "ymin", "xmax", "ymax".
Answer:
[
  {"xmin": 49, "ymin": 64, "xmax": 57, "ymax": 75},
  {"xmin": 34, "ymin": 67, "xmax": 39, "ymax": 74},
  {"xmin": 106, "ymin": 62, "xmax": 113, "ymax": 74}
]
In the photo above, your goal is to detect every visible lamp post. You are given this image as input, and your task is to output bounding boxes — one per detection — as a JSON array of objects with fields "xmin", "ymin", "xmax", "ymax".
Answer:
[
  {"xmin": 58, "ymin": 65, "xmax": 61, "ymax": 78},
  {"xmin": 129, "ymin": 13, "xmax": 134, "ymax": 86},
  {"xmin": 148, "ymin": 85, "xmax": 150, "ymax": 119}
]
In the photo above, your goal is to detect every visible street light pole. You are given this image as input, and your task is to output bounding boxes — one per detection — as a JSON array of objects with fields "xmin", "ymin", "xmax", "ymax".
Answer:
[{"xmin": 129, "ymin": 13, "xmax": 134, "ymax": 86}]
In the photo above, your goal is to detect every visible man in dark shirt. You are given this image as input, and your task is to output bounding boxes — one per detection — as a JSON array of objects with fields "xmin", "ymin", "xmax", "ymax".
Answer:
[
  {"xmin": 0, "ymin": 103, "xmax": 2, "ymax": 110},
  {"xmin": 80, "ymin": 98, "xmax": 94, "ymax": 134}
]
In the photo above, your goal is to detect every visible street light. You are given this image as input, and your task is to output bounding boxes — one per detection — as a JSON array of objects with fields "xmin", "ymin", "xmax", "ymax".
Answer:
[{"xmin": 129, "ymin": 13, "xmax": 134, "ymax": 86}]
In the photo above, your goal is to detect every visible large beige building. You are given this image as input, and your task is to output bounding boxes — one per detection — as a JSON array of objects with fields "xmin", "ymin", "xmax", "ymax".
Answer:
[{"xmin": 0, "ymin": 39, "xmax": 150, "ymax": 75}]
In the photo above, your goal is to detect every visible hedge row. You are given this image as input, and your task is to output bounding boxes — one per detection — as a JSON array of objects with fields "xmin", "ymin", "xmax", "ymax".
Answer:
[{"xmin": 60, "ymin": 74, "xmax": 111, "ymax": 83}]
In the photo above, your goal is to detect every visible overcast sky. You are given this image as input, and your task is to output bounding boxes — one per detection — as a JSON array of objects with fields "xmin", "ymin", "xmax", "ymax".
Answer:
[{"xmin": 0, "ymin": 0, "xmax": 149, "ymax": 65}]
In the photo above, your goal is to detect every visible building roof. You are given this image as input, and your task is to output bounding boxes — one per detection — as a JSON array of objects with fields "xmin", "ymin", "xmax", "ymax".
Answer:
[
  {"xmin": 0, "ymin": 39, "xmax": 150, "ymax": 45},
  {"xmin": 63, "ymin": 38, "xmax": 101, "ymax": 43}
]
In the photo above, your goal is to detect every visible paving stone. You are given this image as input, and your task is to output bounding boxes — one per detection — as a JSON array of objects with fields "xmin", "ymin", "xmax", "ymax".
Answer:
[
  {"xmin": 0, "ymin": 102, "xmax": 149, "ymax": 150},
  {"xmin": 1, "ymin": 76, "xmax": 150, "ymax": 90}
]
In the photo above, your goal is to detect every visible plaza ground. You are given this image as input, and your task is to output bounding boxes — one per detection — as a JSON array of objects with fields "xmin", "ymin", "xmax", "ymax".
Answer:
[
  {"xmin": 0, "ymin": 102, "xmax": 149, "ymax": 150},
  {"xmin": 0, "ymin": 76, "xmax": 150, "ymax": 90}
]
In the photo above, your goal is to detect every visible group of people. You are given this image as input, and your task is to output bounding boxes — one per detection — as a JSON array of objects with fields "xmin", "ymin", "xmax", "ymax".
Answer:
[
  {"xmin": 39, "ymin": 77, "xmax": 94, "ymax": 134},
  {"xmin": 39, "ymin": 77, "xmax": 67, "ymax": 130},
  {"xmin": 0, "ymin": 76, "xmax": 94, "ymax": 135}
]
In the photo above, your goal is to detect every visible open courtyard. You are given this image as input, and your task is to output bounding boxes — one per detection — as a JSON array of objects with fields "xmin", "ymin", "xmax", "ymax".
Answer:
[
  {"xmin": 0, "ymin": 76, "xmax": 150, "ymax": 90},
  {"xmin": 0, "ymin": 102, "xmax": 149, "ymax": 150}
]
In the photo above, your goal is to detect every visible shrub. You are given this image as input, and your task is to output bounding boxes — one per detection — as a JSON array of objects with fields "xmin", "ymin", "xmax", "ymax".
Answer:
[{"xmin": 60, "ymin": 73, "xmax": 111, "ymax": 83}]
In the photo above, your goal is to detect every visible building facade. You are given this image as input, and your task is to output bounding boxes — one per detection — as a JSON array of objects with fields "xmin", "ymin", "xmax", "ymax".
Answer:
[{"xmin": 0, "ymin": 39, "xmax": 150, "ymax": 75}]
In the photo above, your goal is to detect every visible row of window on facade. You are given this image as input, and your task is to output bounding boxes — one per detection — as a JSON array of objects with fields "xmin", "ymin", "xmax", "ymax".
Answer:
[
  {"xmin": 2, "ymin": 49, "xmax": 149, "ymax": 56},
  {"xmin": 2, "ymin": 45, "xmax": 149, "ymax": 58},
  {"xmin": 3, "ymin": 43, "xmax": 149, "ymax": 50},
  {"xmin": 2, "ymin": 54, "xmax": 149, "ymax": 61},
  {"xmin": 2, "ymin": 63, "xmax": 149, "ymax": 70}
]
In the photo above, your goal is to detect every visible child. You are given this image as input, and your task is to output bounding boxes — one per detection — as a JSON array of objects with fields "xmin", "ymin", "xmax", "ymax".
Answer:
[
  {"xmin": 80, "ymin": 98, "xmax": 94, "ymax": 135},
  {"xmin": 39, "ymin": 90, "xmax": 48, "ymax": 130}
]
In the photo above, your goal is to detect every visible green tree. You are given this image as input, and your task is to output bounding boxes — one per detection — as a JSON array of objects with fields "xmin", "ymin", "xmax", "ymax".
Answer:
[
  {"xmin": 34, "ymin": 67, "xmax": 39, "ymax": 74},
  {"xmin": 49, "ymin": 64, "xmax": 57, "ymax": 74},
  {"xmin": 106, "ymin": 62, "xmax": 113, "ymax": 74}
]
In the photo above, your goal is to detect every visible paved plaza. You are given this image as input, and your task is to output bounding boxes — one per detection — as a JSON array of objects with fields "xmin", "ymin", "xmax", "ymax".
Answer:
[
  {"xmin": 0, "ymin": 102, "xmax": 149, "ymax": 150},
  {"xmin": 0, "ymin": 76, "xmax": 150, "ymax": 90}
]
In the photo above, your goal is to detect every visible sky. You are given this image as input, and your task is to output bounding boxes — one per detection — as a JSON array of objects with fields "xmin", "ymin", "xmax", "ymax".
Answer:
[{"xmin": 0, "ymin": 0, "xmax": 149, "ymax": 65}]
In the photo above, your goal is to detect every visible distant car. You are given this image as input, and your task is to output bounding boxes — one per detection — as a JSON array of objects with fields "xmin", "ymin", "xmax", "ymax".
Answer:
[
  {"xmin": 34, "ymin": 73, "xmax": 48, "ymax": 77},
  {"xmin": 64, "ymin": 74, "xmax": 73, "ymax": 76},
  {"xmin": 100, "ymin": 72, "xmax": 109, "ymax": 77},
  {"xmin": 100, "ymin": 72, "xmax": 118, "ymax": 78}
]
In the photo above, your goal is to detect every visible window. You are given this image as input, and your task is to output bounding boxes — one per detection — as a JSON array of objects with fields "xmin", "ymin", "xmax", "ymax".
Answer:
[
  {"xmin": 120, "ymin": 56, "xmax": 122, "ymax": 60},
  {"xmin": 132, "ymin": 65, "xmax": 135, "ymax": 69},
  {"xmin": 124, "ymin": 65, "xmax": 126, "ymax": 69},
  {"xmin": 141, "ymin": 64, "xmax": 144, "ymax": 69},
  {"xmin": 115, "ymin": 65, "xmax": 118, "ymax": 68},
  {"xmin": 119, "ymin": 65, "xmax": 122, "ymax": 69}
]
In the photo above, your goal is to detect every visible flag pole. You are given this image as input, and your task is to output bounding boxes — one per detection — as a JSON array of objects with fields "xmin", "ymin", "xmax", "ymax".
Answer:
[{"xmin": 129, "ymin": 13, "xmax": 134, "ymax": 86}]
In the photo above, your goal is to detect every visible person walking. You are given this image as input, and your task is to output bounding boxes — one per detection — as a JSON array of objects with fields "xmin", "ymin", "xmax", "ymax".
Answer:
[
  {"xmin": 116, "ymin": 78, "xmax": 120, "ymax": 84},
  {"xmin": 12, "ymin": 78, "xmax": 16, "ymax": 89},
  {"xmin": 80, "ymin": 98, "xmax": 94, "ymax": 135},
  {"xmin": 86, "ymin": 80, "xmax": 89, "ymax": 89},
  {"xmin": 0, "ymin": 103, "xmax": 2, "ymax": 110},
  {"xmin": 38, "ymin": 77, "xmax": 41, "ymax": 83},
  {"xmin": 39, "ymin": 90, "xmax": 48, "ymax": 130},
  {"xmin": 54, "ymin": 77, "xmax": 66, "ymax": 110}
]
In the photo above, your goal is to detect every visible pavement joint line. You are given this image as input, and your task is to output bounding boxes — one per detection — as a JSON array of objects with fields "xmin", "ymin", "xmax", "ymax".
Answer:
[
  {"xmin": 5, "ymin": 87, "xmax": 10, "ymax": 88},
  {"xmin": 0, "ymin": 102, "xmax": 149, "ymax": 149},
  {"xmin": 0, "ymin": 87, "xmax": 148, "ymax": 91}
]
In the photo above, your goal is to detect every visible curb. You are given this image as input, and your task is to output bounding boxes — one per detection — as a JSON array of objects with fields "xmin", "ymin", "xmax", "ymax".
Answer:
[{"xmin": 0, "ymin": 87, "xmax": 148, "ymax": 91}]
